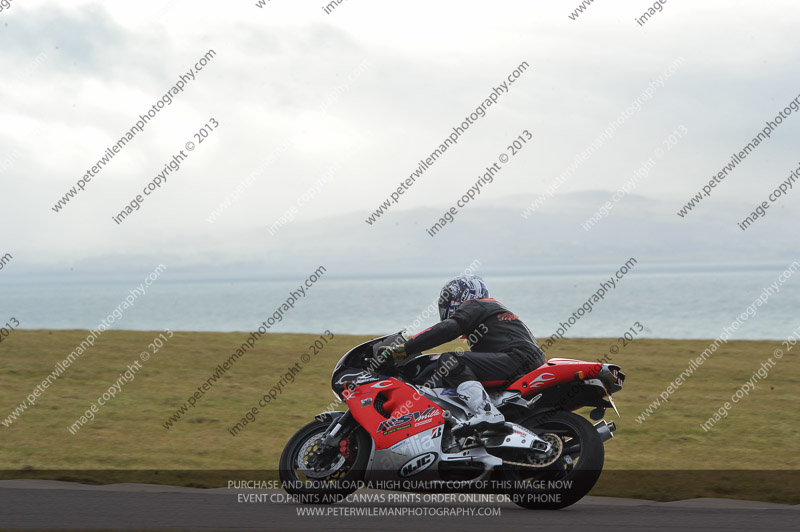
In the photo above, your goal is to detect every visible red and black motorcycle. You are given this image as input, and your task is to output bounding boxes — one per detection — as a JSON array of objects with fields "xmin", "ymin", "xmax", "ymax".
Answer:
[{"xmin": 279, "ymin": 332, "xmax": 624, "ymax": 509}]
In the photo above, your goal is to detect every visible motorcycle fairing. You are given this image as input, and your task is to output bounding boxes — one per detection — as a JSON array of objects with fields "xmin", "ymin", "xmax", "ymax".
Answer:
[
  {"xmin": 344, "ymin": 377, "xmax": 446, "ymax": 450},
  {"xmin": 363, "ymin": 425, "xmax": 503, "ymax": 484},
  {"xmin": 364, "ymin": 425, "xmax": 443, "ymax": 482}
]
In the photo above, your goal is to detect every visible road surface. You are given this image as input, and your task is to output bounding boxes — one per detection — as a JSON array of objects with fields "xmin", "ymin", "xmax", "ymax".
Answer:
[{"xmin": 0, "ymin": 480, "xmax": 797, "ymax": 531}]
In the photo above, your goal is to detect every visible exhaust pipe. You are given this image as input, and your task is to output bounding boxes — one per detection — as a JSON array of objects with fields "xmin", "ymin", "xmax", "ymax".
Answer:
[{"xmin": 594, "ymin": 420, "xmax": 616, "ymax": 442}]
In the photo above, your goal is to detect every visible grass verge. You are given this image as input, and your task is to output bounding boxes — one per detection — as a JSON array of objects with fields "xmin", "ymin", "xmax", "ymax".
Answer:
[{"xmin": 0, "ymin": 330, "xmax": 796, "ymax": 502}]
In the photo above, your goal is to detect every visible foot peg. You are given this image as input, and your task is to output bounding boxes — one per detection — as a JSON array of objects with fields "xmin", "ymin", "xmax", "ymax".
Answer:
[{"xmin": 451, "ymin": 410, "xmax": 508, "ymax": 437}]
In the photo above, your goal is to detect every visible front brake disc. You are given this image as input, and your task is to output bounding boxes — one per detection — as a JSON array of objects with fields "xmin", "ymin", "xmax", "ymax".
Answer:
[{"xmin": 296, "ymin": 433, "xmax": 346, "ymax": 479}]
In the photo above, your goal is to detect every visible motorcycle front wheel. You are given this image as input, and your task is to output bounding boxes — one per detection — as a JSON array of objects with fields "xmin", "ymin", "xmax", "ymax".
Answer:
[
  {"xmin": 279, "ymin": 418, "xmax": 372, "ymax": 504},
  {"xmin": 503, "ymin": 411, "xmax": 605, "ymax": 510}
]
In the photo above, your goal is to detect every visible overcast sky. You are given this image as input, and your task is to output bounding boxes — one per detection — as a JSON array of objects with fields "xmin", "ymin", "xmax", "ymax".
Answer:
[{"xmin": 1, "ymin": 0, "xmax": 798, "ymax": 275}]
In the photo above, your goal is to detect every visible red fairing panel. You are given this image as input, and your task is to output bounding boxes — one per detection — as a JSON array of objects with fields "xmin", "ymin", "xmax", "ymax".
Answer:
[
  {"xmin": 344, "ymin": 378, "xmax": 445, "ymax": 450},
  {"xmin": 506, "ymin": 358, "xmax": 608, "ymax": 398}
]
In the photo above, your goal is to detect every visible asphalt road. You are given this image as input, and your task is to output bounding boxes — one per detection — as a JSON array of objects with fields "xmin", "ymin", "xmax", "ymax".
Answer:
[{"xmin": 0, "ymin": 480, "xmax": 797, "ymax": 531}]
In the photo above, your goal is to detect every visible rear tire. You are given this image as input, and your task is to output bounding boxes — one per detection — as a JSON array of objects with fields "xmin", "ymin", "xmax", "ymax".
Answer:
[
  {"xmin": 504, "ymin": 411, "xmax": 604, "ymax": 509},
  {"xmin": 279, "ymin": 418, "xmax": 372, "ymax": 504}
]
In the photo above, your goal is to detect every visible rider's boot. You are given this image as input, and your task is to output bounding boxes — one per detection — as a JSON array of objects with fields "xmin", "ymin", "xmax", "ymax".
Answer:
[{"xmin": 452, "ymin": 380, "xmax": 505, "ymax": 435}]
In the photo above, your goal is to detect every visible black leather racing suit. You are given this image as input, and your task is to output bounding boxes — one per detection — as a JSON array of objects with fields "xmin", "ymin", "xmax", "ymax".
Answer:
[{"xmin": 402, "ymin": 298, "xmax": 545, "ymax": 387}]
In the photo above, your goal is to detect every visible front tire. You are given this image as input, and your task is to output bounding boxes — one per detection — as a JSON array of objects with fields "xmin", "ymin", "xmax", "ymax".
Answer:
[
  {"xmin": 279, "ymin": 418, "xmax": 372, "ymax": 504},
  {"xmin": 504, "ymin": 411, "xmax": 604, "ymax": 510}
]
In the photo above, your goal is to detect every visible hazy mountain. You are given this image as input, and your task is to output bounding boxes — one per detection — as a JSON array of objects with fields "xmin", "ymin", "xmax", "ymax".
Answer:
[{"xmin": 10, "ymin": 191, "xmax": 797, "ymax": 279}]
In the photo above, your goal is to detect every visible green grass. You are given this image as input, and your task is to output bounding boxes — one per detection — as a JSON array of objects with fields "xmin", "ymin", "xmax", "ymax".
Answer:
[{"xmin": 0, "ymin": 330, "xmax": 797, "ymax": 502}]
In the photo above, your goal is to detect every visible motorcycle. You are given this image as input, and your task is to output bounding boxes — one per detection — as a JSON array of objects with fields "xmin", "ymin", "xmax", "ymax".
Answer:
[{"xmin": 279, "ymin": 332, "xmax": 625, "ymax": 509}]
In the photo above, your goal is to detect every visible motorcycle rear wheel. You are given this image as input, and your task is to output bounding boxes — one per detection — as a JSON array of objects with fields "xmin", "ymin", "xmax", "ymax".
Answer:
[
  {"xmin": 279, "ymin": 418, "xmax": 372, "ymax": 504},
  {"xmin": 503, "ymin": 411, "xmax": 604, "ymax": 510}
]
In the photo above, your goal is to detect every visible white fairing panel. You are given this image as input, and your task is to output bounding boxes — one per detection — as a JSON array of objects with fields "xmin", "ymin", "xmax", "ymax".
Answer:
[{"xmin": 365, "ymin": 425, "xmax": 444, "ymax": 482}]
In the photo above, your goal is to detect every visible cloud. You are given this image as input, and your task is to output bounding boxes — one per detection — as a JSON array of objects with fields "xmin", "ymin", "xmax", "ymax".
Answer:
[
  {"xmin": 0, "ymin": 5, "xmax": 122, "ymax": 73},
  {"xmin": 0, "ymin": 0, "xmax": 799, "ymax": 274}
]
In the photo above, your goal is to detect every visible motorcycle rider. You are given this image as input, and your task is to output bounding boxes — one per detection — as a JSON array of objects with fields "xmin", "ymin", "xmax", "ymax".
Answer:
[{"xmin": 376, "ymin": 274, "xmax": 546, "ymax": 434}]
